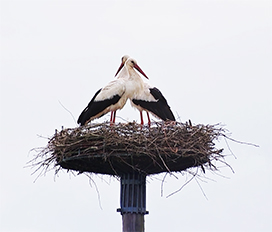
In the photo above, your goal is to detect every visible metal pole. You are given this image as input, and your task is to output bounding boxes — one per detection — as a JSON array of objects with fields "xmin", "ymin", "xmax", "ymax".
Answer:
[{"xmin": 117, "ymin": 172, "xmax": 148, "ymax": 232}]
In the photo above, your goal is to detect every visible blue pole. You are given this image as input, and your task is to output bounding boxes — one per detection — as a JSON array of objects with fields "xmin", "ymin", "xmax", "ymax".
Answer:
[{"xmin": 117, "ymin": 172, "xmax": 148, "ymax": 232}]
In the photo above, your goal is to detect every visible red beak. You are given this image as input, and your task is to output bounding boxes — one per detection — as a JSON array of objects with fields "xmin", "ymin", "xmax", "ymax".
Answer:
[
  {"xmin": 134, "ymin": 64, "xmax": 149, "ymax": 79},
  {"xmin": 115, "ymin": 63, "xmax": 124, "ymax": 77}
]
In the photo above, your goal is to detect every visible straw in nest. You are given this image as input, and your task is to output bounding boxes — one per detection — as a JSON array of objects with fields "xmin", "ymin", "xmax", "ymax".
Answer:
[{"xmin": 32, "ymin": 121, "xmax": 227, "ymax": 176}]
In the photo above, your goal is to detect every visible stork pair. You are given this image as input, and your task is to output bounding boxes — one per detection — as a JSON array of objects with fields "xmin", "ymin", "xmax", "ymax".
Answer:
[{"xmin": 77, "ymin": 56, "xmax": 175, "ymax": 126}]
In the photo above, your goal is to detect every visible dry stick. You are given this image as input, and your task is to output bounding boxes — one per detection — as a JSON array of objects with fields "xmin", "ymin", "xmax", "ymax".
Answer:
[
  {"xmin": 158, "ymin": 153, "xmax": 172, "ymax": 174},
  {"xmin": 86, "ymin": 173, "xmax": 103, "ymax": 210},
  {"xmin": 216, "ymin": 158, "xmax": 235, "ymax": 174},
  {"xmin": 30, "ymin": 122, "xmax": 230, "ymax": 181},
  {"xmin": 163, "ymin": 129, "xmax": 178, "ymax": 154},
  {"xmin": 194, "ymin": 173, "xmax": 208, "ymax": 200},
  {"xmin": 223, "ymin": 136, "xmax": 237, "ymax": 159},
  {"xmin": 157, "ymin": 156, "xmax": 178, "ymax": 180},
  {"xmin": 224, "ymin": 135, "xmax": 259, "ymax": 147},
  {"xmin": 166, "ymin": 170, "xmax": 198, "ymax": 198},
  {"xmin": 108, "ymin": 159, "xmax": 119, "ymax": 176},
  {"xmin": 161, "ymin": 172, "xmax": 168, "ymax": 197}
]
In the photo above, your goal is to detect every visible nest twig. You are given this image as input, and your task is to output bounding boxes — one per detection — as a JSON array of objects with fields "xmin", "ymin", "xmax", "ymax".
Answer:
[{"xmin": 30, "ymin": 121, "xmax": 228, "ymax": 176}]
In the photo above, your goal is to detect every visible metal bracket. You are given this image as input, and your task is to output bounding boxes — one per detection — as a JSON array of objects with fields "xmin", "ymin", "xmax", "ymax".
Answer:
[{"xmin": 117, "ymin": 173, "xmax": 148, "ymax": 215}]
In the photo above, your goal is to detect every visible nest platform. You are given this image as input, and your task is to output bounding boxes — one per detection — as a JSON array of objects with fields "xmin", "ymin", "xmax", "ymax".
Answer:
[{"xmin": 37, "ymin": 122, "xmax": 225, "ymax": 176}]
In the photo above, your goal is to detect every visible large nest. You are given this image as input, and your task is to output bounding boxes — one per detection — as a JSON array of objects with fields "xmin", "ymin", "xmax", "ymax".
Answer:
[{"xmin": 33, "ymin": 121, "xmax": 227, "ymax": 176}]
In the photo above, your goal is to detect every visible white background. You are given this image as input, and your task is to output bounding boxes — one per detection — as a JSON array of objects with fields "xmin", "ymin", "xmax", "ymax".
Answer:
[{"xmin": 1, "ymin": 1, "xmax": 271, "ymax": 231}]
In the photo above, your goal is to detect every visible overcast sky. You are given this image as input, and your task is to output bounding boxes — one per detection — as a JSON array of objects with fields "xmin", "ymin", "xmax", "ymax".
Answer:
[{"xmin": 1, "ymin": 0, "xmax": 271, "ymax": 232}]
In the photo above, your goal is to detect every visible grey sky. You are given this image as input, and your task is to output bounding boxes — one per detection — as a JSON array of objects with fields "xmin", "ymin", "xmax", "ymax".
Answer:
[{"xmin": 1, "ymin": 1, "xmax": 271, "ymax": 231}]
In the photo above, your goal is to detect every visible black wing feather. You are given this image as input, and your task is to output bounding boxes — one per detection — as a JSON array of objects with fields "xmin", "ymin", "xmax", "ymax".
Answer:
[
  {"xmin": 77, "ymin": 88, "xmax": 121, "ymax": 125},
  {"xmin": 132, "ymin": 87, "xmax": 175, "ymax": 121}
]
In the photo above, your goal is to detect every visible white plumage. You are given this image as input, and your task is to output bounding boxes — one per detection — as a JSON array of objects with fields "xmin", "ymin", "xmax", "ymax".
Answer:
[
  {"xmin": 77, "ymin": 56, "xmax": 129, "ymax": 126},
  {"xmin": 116, "ymin": 56, "xmax": 175, "ymax": 126}
]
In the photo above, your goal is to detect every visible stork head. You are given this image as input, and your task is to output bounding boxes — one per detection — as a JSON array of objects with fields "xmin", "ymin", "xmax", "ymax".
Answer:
[
  {"xmin": 122, "ymin": 55, "xmax": 130, "ymax": 64},
  {"xmin": 115, "ymin": 55, "xmax": 130, "ymax": 77},
  {"xmin": 125, "ymin": 58, "xmax": 149, "ymax": 79}
]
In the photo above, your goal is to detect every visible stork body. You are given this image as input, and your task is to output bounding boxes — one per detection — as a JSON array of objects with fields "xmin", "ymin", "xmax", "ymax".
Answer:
[
  {"xmin": 77, "ymin": 79, "xmax": 127, "ymax": 125},
  {"xmin": 77, "ymin": 56, "xmax": 130, "ymax": 126},
  {"xmin": 117, "ymin": 57, "xmax": 175, "ymax": 126},
  {"xmin": 131, "ymin": 82, "xmax": 176, "ymax": 125}
]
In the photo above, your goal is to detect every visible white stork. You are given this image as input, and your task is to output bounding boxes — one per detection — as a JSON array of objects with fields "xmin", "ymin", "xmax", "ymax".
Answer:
[
  {"xmin": 77, "ymin": 56, "xmax": 128, "ymax": 126},
  {"xmin": 116, "ymin": 57, "xmax": 175, "ymax": 126},
  {"xmin": 77, "ymin": 55, "xmax": 148, "ymax": 126}
]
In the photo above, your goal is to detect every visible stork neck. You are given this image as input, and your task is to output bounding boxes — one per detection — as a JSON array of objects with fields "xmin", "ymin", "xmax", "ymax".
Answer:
[
  {"xmin": 117, "ymin": 66, "xmax": 129, "ymax": 79},
  {"xmin": 127, "ymin": 67, "xmax": 143, "ymax": 81},
  {"xmin": 125, "ymin": 73, "xmax": 144, "ymax": 99}
]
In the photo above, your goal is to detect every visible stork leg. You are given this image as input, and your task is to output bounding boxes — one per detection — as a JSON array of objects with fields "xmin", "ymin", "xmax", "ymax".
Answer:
[
  {"xmin": 140, "ymin": 111, "xmax": 144, "ymax": 125},
  {"xmin": 110, "ymin": 111, "xmax": 114, "ymax": 126},
  {"xmin": 112, "ymin": 111, "xmax": 116, "ymax": 123},
  {"xmin": 146, "ymin": 112, "xmax": 151, "ymax": 127}
]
